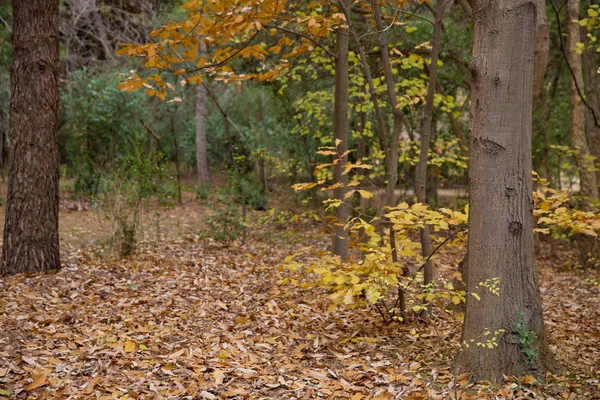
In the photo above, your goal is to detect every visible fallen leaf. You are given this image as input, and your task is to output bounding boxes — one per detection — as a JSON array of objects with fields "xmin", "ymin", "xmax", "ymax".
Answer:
[
  {"xmin": 213, "ymin": 369, "xmax": 225, "ymax": 385},
  {"xmin": 83, "ymin": 376, "xmax": 101, "ymax": 394},
  {"xmin": 26, "ymin": 370, "xmax": 49, "ymax": 391},
  {"xmin": 124, "ymin": 341, "xmax": 136, "ymax": 353}
]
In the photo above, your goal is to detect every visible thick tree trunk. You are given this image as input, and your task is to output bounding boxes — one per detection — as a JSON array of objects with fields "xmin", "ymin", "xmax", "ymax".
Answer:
[
  {"xmin": 195, "ymin": 83, "xmax": 210, "ymax": 186},
  {"xmin": 567, "ymin": 0, "xmax": 598, "ymax": 200},
  {"xmin": 455, "ymin": 0, "xmax": 558, "ymax": 382},
  {"xmin": 332, "ymin": 3, "xmax": 350, "ymax": 261},
  {"xmin": 2, "ymin": 0, "xmax": 61, "ymax": 275}
]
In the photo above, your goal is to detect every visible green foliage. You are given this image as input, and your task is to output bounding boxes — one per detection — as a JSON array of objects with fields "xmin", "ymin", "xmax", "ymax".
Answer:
[
  {"xmin": 195, "ymin": 184, "xmax": 210, "ymax": 201},
  {"xmin": 96, "ymin": 144, "xmax": 175, "ymax": 257},
  {"xmin": 61, "ymin": 69, "xmax": 149, "ymax": 195},
  {"xmin": 200, "ymin": 205, "xmax": 244, "ymax": 245},
  {"xmin": 512, "ymin": 309, "xmax": 538, "ymax": 368},
  {"xmin": 235, "ymin": 177, "xmax": 267, "ymax": 211}
]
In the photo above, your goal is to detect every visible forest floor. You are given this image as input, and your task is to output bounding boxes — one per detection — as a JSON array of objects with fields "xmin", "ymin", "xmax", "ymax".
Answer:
[{"xmin": 0, "ymin": 194, "xmax": 599, "ymax": 399}]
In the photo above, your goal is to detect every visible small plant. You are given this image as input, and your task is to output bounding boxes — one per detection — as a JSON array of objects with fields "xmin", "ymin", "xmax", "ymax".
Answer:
[
  {"xmin": 96, "ymin": 144, "xmax": 175, "ymax": 257},
  {"xmin": 195, "ymin": 184, "xmax": 210, "ymax": 201},
  {"xmin": 200, "ymin": 205, "xmax": 244, "ymax": 245},
  {"xmin": 235, "ymin": 178, "xmax": 267, "ymax": 210},
  {"xmin": 512, "ymin": 308, "xmax": 538, "ymax": 368}
]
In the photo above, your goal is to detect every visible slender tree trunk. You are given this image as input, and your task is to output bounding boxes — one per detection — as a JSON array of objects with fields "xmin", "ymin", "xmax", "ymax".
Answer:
[
  {"xmin": 0, "ymin": 108, "xmax": 6, "ymax": 181},
  {"xmin": 2, "ymin": 0, "xmax": 61, "ymax": 275},
  {"xmin": 332, "ymin": 1, "xmax": 350, "ymax": 261},
  {"xmin": 583, "ymin": 48, "xmax": 600, "ymax": 185},
  {"xmin": 432, "ymin": 74, "xmax": 469, "ymax": 158},
  {"xmin": 195, "ymin": 83, "xmax": 210, "ymax": 186},
  {"xmin": 372, "ymin": 3, "xmax": 403, "ymax": 209},
  {"xmin": 567, "ymin": 0, "xmax": 598, "ymax": 201},
  {"xmin": 170, "ymin": 111, "xmax": 182, "ymax": 204},
  {"xmin": 337, "ymin": 1, "xmax": 391, "ymax": 225},
  {"xmin": 533, "ymin": 0, "xmax": 550, "ymax": 107},
  {"xmin": 415, "ymin": 0, "xmax": 444, "ymax": 302},
  {"xmin": 373, "ymin": 1, "xmax": 407, "ymax": 320},
  {"xmin": 455, "ymin": 0, "xmax": 558, "ymax": 382}
]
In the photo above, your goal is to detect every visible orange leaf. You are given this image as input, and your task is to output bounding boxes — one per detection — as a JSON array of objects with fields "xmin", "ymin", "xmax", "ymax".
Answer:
[
  {"xmin": 26, "ymin": 371, "xmax": 49, "ymax": 391},
  {"xmin": 83, "ymin": 376, "xmax": 101, "ymax": 394}
]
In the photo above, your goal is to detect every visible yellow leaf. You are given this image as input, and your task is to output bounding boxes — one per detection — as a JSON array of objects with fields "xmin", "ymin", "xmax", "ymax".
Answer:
[
  {"xmin": 357, "ymin": 190, "xmax": 373, "ymax": 199},
  {"xmin": 521, "ymin": 374, "xmax": 537, "ymax": 385},
  {"xmin": 124, "ymin": 341, "xmax": 136, "ymax": 353}
]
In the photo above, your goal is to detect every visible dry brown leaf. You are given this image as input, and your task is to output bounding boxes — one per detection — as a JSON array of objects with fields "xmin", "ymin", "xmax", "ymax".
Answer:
[
  {"xmin": 213, "ymin": 369, "xmax": 225, "ymax": 385},
  {"xmin": 25, "ymin": 370, "xmax": 49, "ymax": 391},
  {"xmin": 83, "ymin": 376, "xmax": 101, "ymax": 394}
]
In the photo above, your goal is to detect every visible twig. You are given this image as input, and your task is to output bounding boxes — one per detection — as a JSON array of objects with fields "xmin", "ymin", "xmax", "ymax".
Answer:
[
  {"xmin": 550, "ymin": 0, "xmax": 600, "ymax": 128},
  {"xmin": 264, "ymin": 24, "xmax": 336, "ymax": 59}
]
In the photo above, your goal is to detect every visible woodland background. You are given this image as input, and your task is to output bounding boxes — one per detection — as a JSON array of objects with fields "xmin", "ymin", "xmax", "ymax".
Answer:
[{"xmin": 0, "ymin": 0, "xmax": 599, "ymax": 399}]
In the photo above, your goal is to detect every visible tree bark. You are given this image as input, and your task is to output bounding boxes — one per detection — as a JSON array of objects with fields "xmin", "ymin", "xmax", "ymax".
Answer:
[
  {"xmin": 332, "ymin": 1, "xmax": 350, "ymax": 261},
  {"xmin": 415, "ymin": 0, "xmax": 444, "ymax": 306},
  {"xmin": 372, "ymin": 1, "xmax": 407, "ymax": 320},
  {"xmin": 567, "ymin": 0, "xmax": 598, "ymax": 201},
  {"xmin": 583, "ymin": 47, "xmax": 600, "ymax": 185},
  {"xmin": 455, "ymin": 0, "xmax": 558, "ymax": 382},
  {"xmin": 2, "ymin": 0, "xmax": 61, "ymax": 275},
  {"xmin": 532, "ymin": 0, "xmax": 550, "ymax": 107},
  {"xmin": 195, "ymin": 83, "xmax": 210, "ymax": 186},
  {"xmin": 372, "ymin": 2, "xmax": 404, "ymax": 210}
]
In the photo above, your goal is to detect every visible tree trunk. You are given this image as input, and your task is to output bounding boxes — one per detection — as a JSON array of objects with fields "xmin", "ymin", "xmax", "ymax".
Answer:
[
  {"xmin": 332, "ymin": 2, "xmax": 350, "ymax": 261},
  {"xmin": 2, "ymin": 0, "xmax": 61, "ymax": 275},
  {"xmin": 567, "ymin": 0, "xmax": 598, "ymax": 201},
  {"xmin": 532, "ymin": 0, "xmax": 550, "ymax": 107},
  {"xmin": 455, "ymin": 0, "xmax": 558, "ymax": 382},
  {"xmin": 415, "ymin": 0, "xmax": 444, "ymax": 307},
  {"xmin": 170, "ymin": 111, "xmax": 182, "ymax": 204},
  {"xmin": 583, "ymin": 47, "xmax": 600, "ymax": 185},
  {"xmin": 195, "ymin": 83, "xmax": 210, "ymax": 186},
  {"xmin": 373, "ymin": 0, "xmax": 407, "ymax": 320}
]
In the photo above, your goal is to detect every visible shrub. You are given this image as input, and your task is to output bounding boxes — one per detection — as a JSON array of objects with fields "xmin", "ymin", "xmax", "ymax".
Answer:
[{"xmin": 96, "ymin": 144, "xmax": 175, "ymax": 257}]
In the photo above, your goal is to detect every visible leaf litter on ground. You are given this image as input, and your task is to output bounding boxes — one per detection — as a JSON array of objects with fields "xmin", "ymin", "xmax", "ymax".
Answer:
[{"xmin": 0, "ymin": 203, "xmax": 599, "ymax": 399}]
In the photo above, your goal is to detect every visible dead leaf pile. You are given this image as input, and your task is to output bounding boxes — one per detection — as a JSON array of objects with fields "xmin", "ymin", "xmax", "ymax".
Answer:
[{"xmin": 0, "ymin": 206, "xmax": 598, "ymax": 399}]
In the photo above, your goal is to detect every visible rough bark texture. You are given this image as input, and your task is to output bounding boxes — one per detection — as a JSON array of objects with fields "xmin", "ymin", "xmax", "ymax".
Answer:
[
  {"xmin": 332, "ymin": 4, "xmax": 350, "ymax": 261},
  {"xmin": 455, "ymin": 0, "xmax": 558, "ymax": 382},
  {"xmin": 195, "ymin": 83, "xmax": 210, "ymax": 185},
  {"xmin": 2, "ymin": 0, "xmax": 61, "ymax": 275},
  {"xmin": 567, "ymin": 0, "xmax": 598, "ymax": 200}
]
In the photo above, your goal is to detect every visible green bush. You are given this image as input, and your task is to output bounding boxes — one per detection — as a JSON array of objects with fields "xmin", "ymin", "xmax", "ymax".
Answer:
[
  {"xmin": 97, "ymin": 144, "xmax": 175, "ymax": 257},
  {"xmin": 61, "ymin": 69, "xmax": 149, "ymax": 195},
  {"xmin": 200, "ymin": 205, "xmax": 244, "ymax": 245}
]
